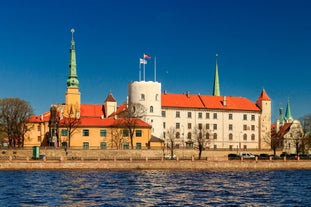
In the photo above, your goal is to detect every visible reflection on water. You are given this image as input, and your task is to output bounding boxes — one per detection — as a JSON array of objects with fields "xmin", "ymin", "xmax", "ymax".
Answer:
[{"xmin": 0, "ymin": 170, "xmax": 310, "ymax": 206}]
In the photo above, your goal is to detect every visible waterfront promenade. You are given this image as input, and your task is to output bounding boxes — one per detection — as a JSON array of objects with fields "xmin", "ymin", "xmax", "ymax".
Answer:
[{"xmin": 1, "ymin": 148, "xmax": 311, "ymax": 170}]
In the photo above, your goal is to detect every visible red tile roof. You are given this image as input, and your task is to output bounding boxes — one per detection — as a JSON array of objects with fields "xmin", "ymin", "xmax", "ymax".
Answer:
[
  {"xmin": 79, "ymin": 117, "xmax": 151, "ymax": 128},
  {"xmin": 257, "ymin": 89, "xmax": 271, "ymax": 101},
  {"xmin": 80, "ymin": 104, "xmax": 104, "ymax": 117},
  {"xmin": 162, "ymin": 93, "xmax": 261, "ymax": 111},
  {"xmin": 104, "ymin": 92, "xmax": 116, "ymax": 102}
]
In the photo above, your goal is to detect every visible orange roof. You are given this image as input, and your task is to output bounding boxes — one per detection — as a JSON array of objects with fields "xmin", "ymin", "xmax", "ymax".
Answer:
[
  {"xmin": 162, "ymin": 93, "xmax": 260, "ymax": 112},
  {"xmin": 109, "ymin": 103, "xmax": 127, "ymax": 117},
  {"xmin": 28, "ymin": 111, "xmax": 50, "ymax": 123},
  {"xmin": 80, "ymin": 104, "xmax": 104, "ymax": 117},
  {"xmin": 161, "ymin": 93, "xmax": 205, "ymax": 109},
  {"xmin": 257, "ymin": 89, "xmax": 271, "ymax": 101}
]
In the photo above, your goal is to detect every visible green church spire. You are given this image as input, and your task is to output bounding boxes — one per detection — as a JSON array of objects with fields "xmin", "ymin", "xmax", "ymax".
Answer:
[
  {"xmin": 285, "ymin": 99, "xmax": 293, "ymax": 122},
  {"xmin": 66, "ymin": 28, "xmax": 79, "ymax": 88},
  {"xmin": 213, "ymin": 53, "xmax": 220, "ymax": 96}
]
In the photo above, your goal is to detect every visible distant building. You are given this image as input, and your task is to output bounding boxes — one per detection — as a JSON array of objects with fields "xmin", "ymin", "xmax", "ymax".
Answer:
[
  {"xmin": 275, "ymin": 100, "xmax": 304, "ymax": 154},
  {"xmin": 25, "ymin": 29, "xmax": 151, "ymax": 149}
]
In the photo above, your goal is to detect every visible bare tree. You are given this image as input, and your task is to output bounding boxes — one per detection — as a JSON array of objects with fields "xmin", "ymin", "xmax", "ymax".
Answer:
[
  {"xmin": 166, "ymin": 127, "xmax": 177, "ymax": 159},
  {"xmin": 118, "ymin": 102, "xmax": 146, "ymax": 149},
  {"xmin": 193, "ymin": 125, "xmax": 210, "ymax": 160},
  {"xmin": 110, "ymin": 127, "xmax": 124, "ymax": 149},
  {"xmin": 269, "ymin": 128, "xmax": 283, "ymax": 156},
  {"xmin": 0, "ymin": 98, "xmax": 34, "ymax": 148},
  {"xmin": 58, "ymin": 105, "xmax": 81, "ymax": 148}
]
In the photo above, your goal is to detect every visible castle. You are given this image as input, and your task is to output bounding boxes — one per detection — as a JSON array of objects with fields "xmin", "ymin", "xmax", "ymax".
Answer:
[{"xmin": 26, "ymin": 29, "xmax": 272, "ymax": 150}]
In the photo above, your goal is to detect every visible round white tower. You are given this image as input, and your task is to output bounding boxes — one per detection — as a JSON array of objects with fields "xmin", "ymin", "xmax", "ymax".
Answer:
[{"xmin": 128, "ymin": 81, "xmax": 162, "ymax": 138}]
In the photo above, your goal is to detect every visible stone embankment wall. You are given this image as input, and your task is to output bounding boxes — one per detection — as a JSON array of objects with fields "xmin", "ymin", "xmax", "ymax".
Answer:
[{"xmin": 1, "ymin": 148, "xmax": 311, "ymax": 170}]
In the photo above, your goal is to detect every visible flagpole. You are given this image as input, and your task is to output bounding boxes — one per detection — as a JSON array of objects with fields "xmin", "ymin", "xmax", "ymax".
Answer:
[
  {"xmin": 139, "ymin": 60, "xmax": 141, "ymax": 81},
  {"xmin": 143, "ymin": 55, "xmax": 146, "ymax": 81},
  {"xmin": 154, "ymin": 56, "xmax": 157, "ymax": 82}
]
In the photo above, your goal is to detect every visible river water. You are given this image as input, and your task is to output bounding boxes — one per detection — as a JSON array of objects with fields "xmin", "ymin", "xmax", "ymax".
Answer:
[{"xmin": 0, "ymin": 170, "xmax": 310, "ymax": 206}]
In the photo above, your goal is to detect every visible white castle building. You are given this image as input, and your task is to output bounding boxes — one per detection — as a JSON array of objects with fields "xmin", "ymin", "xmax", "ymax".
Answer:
[{"xmin": 128, "ymin": 56, "xmax": 271, "ymax": 150}]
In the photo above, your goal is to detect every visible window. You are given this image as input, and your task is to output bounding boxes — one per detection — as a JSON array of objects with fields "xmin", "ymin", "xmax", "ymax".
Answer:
[
  {"xmin": 135, "ymin": 130, "xmax": 142, "ymax": 137},
  {"xmin": 206, "ymin": 124, "xmax": 210, "ymax": 130},
  {"xmin": 229, "ymin": 114, "xmax": 233, "ymax": 120},
  {"xmin": 213, "ymin": 133, "xmax": 217, "ymax": 139},
  {"xmin": 198, "ymin": 123, "xmax": 202, "ymax": 130},
  {"xmin": 176, "ymin": 132, "xmax": 180, "ymax": 138},
  {"xmin": 188, "ymin": 112, "xmax": 192, "ymax": 118},
  {"xmin": 199, "ymin": 132, "xmax": 202, "ymax": 138},
  {"xmin": 163, "ymin": 122, "xmax": 166, "ymax": 129},
  {"xmin": 61, "ymin": 129, "xmax": 68, "ymax": 136},
  {"xmin": 100, "ymin": 129, "xmax": 107, "ymax": 137},
  {"xmin": 100, "ymin": 142, "xmax": 106, "ymax": 149},
  {"xmin": 206, "ymin": 133, "xmax": 210, "ymax": 139},
  {"xmin": 243, "ymin": 145, "xmax": 247, "ymax": 150},
  {"xmin": 229, "ymin": 145, "xmax": 233, "ymax": 150},
  {"xmin": 243, "ymin": 114, "xmax": 247, "ymax": 120},
  {"xmin": 243, "ymin": 134, "xmax": 247, "ymax": 141},
  {"xmin": 82, "ymin": 129, "xmax": 89, "ymax": 136},
  {"xmin": 251, "ymin": 115, "xmax": 255, "ymax": 121},
  {"xmin": 251, "ymin": 134, "xmax": 255, "ymax": 141},
  {"xmin": 213, "ymin": 113, "xmax": 217, "ymax": 119},
  {"xmin": 150, "ymin": 106, "xmax": 153, "ymax": 113},
  {"xmin": 123, "ymin": 130, "xmax": 129, "ymax": 137},
  {"xmin": 187, "ymin": 132, "xmax": 192, "ymax": 139},
  {"xmin": 229, "ymin": 124, "xmax": 233, "ymax": 131},
  {"xmin": 176, "ymin": 111, "xmax": 180, "ymax": 118},
  {"xmin": 251, "ymin": 125, "xmax": 255, "ymax": 131},
  {"xmin": 229, "ymin": 133, "xmax": 233, "ymax": 140},
  {"xmin": 37, "ymin": 136, "xmax": 41, "ymax": 142},
  {"xmin": 176, "ymin": 123, "xmax": 180, "ymax": 129},
  {"xmin": 214, "ymin": 145, "xmax": 217, "ymax": 150},
  {"xmin": 155, "ymin": 94, "xmax": 159, "ymax": 101},
  {"xmin": 243, "ymin": 125, "xmax": 248, "ymax": 131},
  {"xmin": 37, "ymin": 125, "xmax": 41, "ymax": 131},
  {"xmin": 198, "ymin": 112, "xmax": 202, "ymax": 119},
  {"xmin": 83, "ymin": 142, "xmax": 89, "ymax": 149},
  {"xmin": 136, "ymin": 143, "xmax": 142, "ymax": 149},
  {"xmin": 188, "ymin": 123, "xmax": 192, "ymax": 129},
  {"xmin": 162, "ymin": 111, "xmax": 166, "ymax": 117},
  {"xmin": 206, "ymin": 113, "xmax": 210, "ymax": 119},
  {"xmin": 140, "ymin": 94, "xmax": 145, "ymax": 100},
  {"xmin": 163, "ymin": 132, "xmax": 166, "ymax": 139},
  {"xmin": 123, "ymin": 142, "xmax": 129, "ymax": 149},
  {"xmin": 213, "ymin": 124, "xmax": 217, "ymax": 130}
]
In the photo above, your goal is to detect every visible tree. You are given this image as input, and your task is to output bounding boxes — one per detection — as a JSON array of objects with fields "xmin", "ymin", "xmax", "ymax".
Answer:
[
  {"xmin": 110, "ymin": 127, "xmax": 124, "ymax": 149},
  {"xmin": 0, "ymin": 98, "xmax": 34, "ymax": 148},
  {"xmin": 118, "ymin": 102, "xmax": 146, "ymax": 149},
  {"xmin": 166, "ymin": 127, "xmax": 177, "ymax": 159},
  {"xmin": 58, "ymin": 105, "xmax": 81, "ymax": 148},
  {"xmin": 193, "ymin": 125, "xmax": 210, "ymax": 160},
  {"xmin": 269, "ymin": 127, "xmax": 284, "ymax": 156}
]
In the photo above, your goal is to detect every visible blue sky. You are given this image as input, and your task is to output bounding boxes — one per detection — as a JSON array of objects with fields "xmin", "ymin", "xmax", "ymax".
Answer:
[{"xmin": 0, "ymin": 0, "xmax": 310, "ymax": 121}]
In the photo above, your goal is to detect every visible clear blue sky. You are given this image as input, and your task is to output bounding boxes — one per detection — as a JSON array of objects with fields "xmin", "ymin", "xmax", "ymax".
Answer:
[{"xmin": 0, "ymin": 0, "xmax": 310, "ymax": 121}]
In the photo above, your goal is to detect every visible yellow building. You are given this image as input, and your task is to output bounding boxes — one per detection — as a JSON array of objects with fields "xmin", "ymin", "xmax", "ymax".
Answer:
[{"xmin": 25, "ymin": 29, "xmax": 152, "ymax": 149}]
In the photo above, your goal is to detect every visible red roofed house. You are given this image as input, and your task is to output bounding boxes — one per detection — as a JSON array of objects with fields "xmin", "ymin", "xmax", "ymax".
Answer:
[{"xmin": 25, "ymin": 30, "xmax": 151, "ymax": 149}]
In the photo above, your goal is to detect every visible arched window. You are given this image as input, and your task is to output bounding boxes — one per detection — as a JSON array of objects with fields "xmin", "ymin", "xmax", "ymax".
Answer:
[
  {"xmin": 243, "ymin": 134, "xmax": 247, "ymax": 141},
  {"xmin": 176, "ymin": 132, "xmax": 180, "ymax": 138},
  {"xmin": 213, "ymin": 133, "xmax": 217, "ymax": 140},
  {"xmin": 229, "ymin": 133, "xmax": 233, "ymax": 140},
  {"xmin": 150, "ymin": 106, "xmax": 153, "ymax": 113},
  {"xmin": 187, "ymin": 132, "xmax": 192, "ymax": 139}
]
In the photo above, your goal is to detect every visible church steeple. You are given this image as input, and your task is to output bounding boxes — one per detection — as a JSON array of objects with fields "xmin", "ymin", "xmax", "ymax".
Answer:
[
  {"xmin": 285, "ymin": 99, "xmax": 293, "ymax": 122},
  {"xmin": 65, "ymin": 28, "xmax": 81, "ymax": 110},
  {"xmin": 212, "ymin": 54, "xmax": 220, "ymax": 96},
  {"xmin": 66, "ymin": 28, "xmax": 79, "ymax": 88}
]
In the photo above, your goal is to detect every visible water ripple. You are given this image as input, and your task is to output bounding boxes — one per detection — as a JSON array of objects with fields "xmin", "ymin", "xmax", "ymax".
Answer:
[{"xmin": 0, "ymin": 170, "xmax": 310, "ymax": 206}]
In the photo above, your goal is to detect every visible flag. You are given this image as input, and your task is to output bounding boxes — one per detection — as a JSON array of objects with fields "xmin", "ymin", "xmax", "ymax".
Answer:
[
  {"xmin": 140, "ymin": 58, "xmax": 147, "ymax": 64},
  {"xmin": 144, "ymin": 53, "xmax": 151, "ymax": 59}
]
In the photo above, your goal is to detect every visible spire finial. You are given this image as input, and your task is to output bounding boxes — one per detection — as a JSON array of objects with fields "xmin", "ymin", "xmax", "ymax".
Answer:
[{"xmin": 71, "ymin": 28, "xmax": 75, "ymax": 41}]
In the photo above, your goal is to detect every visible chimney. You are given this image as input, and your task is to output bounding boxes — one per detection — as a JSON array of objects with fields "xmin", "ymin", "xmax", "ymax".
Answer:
[
  {"xmin": 186, "ymin": 91, "xmax": 190, "ymax": 98},
  {"xmin": 223, "ymin": 96, "xmax": 227, "ymax": 106}
]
